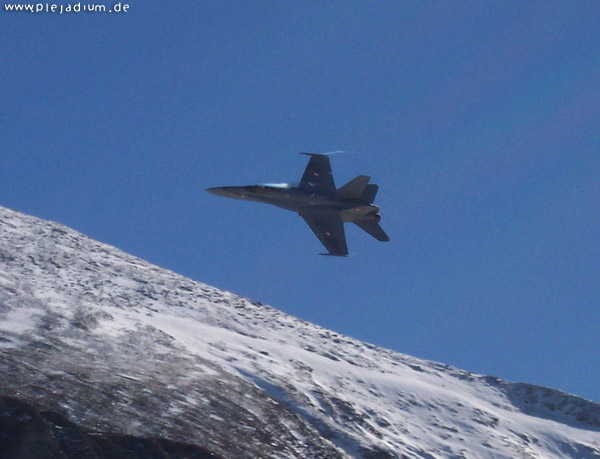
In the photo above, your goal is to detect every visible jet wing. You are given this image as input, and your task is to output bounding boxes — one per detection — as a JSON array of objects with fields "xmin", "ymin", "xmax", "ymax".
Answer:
[
  {"xmin": 300, "ymin": 212, "xmax": 348, "ymax": 256},
  {"xmin": 299, "ymin": 153, "xmax": 336, "ymax": 193}
]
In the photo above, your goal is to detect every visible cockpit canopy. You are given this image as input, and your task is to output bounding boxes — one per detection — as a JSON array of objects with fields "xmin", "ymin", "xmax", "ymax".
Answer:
[
  {"xmin": 258, "ymin": 183, "xmax": 293, "ymax": 188},
  {"xmin": 242, "ymin": 183, "xmax": 295, "ymax": 193}
]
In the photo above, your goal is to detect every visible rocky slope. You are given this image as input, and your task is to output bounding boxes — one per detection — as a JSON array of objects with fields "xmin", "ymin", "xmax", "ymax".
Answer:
[{"xmin": 0, "ymin": 206, "xmax": 599, "ymax": 458}]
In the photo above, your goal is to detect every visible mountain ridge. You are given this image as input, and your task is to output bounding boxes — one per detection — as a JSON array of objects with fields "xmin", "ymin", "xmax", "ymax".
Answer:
[{"xmin": 1, "ymin": 206, "xmax": 599, "ymax": 458}]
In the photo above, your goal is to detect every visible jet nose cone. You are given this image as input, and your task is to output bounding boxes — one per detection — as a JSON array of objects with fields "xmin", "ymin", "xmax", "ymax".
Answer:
[
  {"xmin": 206, "ymin": 187, "xmax": 227, "ymax": 196},
  {"xmin": 207, "ymin": 186, "xmax": 246, "ymax": 199}
]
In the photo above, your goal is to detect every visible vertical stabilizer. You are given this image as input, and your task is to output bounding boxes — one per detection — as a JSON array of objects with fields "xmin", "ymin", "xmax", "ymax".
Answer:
[
  {"xmin": 361, "ymin": 184, "xmax": 378, "ymax": 203},
  {"xmin": 336, "ymin": 175, "xmax": 370, "ymax": 200}
]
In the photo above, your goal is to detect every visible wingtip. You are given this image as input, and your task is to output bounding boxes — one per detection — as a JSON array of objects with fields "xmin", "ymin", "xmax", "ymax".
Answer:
[{"xmin": 300, "ymin": 151, "xmax": 353, "ymax": 157}]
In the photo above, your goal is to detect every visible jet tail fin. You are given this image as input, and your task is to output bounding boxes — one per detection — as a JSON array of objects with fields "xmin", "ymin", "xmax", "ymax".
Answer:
[
  {"xmin": 336, "ymin": 175, "xmax": 370, "ymax": 200},
  {"xmin": 361, "ymin": 184, "xmax": 378, "ymax": 203},
  {"xmin": 353, "ymin": 219, "xmax": 389, "ymax": 242}
]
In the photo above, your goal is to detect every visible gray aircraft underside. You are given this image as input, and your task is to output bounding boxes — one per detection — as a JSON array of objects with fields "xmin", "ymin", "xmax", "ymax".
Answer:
[{"xmin": 207, "ymin": 153, "xmax": 389, "ymax": 256}]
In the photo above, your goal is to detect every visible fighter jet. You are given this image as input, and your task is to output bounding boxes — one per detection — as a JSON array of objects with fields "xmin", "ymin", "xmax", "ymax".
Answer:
[{"xmin": 207, "ymin": 153, "xmax": 389, "ymax": 256}]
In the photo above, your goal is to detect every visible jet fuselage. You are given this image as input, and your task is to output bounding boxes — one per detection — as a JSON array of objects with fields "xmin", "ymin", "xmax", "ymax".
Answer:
[{"xmin": 206, "ymin": 185, "xmax": 381, "ymax": 223}]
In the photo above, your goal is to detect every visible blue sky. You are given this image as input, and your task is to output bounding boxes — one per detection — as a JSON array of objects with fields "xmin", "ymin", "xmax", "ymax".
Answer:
[{"xmin": 2, "ymin": 2, "xmax": 599, "ymax": 402}]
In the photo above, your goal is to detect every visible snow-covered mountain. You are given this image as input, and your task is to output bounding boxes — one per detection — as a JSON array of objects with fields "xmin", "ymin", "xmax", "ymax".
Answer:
[{"xmin": 0, "ymin": 205, "xmax": 599, "ymax": 458}]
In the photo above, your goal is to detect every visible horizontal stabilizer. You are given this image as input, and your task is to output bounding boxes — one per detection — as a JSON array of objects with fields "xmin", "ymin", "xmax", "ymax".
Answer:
[
  {"xmin": 336, "ymin": 175, "xmax": 370, "ymax": 200},
  {"xmin": 353, "ymin": 219, "xmax": 389, "ymax": 242}
]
